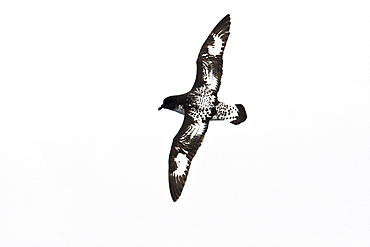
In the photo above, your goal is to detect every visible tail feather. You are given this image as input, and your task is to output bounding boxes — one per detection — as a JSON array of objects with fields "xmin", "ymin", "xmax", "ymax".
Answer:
[
  {"xmin": 231, "ymin": 104, "xmax": 247, "ymax": 125},
  {"xmin": 212, "ymin": 102, "xmax": 247, "ymax": 124}
]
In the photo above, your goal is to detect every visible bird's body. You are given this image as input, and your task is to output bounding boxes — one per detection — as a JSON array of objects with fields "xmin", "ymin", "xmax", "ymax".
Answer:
[{"xmin": 159, "ymin": 15, "xmax": 247, "ymax": 201}]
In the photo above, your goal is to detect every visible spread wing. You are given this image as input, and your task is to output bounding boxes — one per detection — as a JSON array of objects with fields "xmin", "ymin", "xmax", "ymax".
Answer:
[
  {"xmin": 193, "ymin": 14, "xmax": 231, "ymax": 93},
  {"xmin": 168, "ymin": 114, "xmax": 210, "ymax": 202}
]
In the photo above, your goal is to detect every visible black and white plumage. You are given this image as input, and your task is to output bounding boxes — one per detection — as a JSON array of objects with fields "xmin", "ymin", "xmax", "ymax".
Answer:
[{"xmin": 159, "ymin": 14, "xmax": 247, "ymax": 202}]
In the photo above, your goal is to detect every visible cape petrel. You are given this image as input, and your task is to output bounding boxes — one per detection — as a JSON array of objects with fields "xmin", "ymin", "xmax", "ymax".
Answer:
[{"xmin": 159, "ymin": 14, "xmax": 247, "ymax": 201}]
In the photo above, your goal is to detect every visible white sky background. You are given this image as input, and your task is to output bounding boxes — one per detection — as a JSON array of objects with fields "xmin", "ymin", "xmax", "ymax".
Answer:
[{"xmin": 1, "ymin": 0, "xmax": 370, "ymax": 246}]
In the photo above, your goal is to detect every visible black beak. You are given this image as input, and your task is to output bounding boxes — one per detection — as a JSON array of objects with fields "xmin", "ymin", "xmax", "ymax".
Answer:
[{"xmin": 158, "ymin": 106, "xmax": 163, "ymax": 110}]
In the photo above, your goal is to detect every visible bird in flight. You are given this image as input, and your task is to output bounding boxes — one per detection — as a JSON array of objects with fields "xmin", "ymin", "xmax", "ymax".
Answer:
[{"xmin": 159, "ymin": 14, "xmax": 247, "ymax": 201}]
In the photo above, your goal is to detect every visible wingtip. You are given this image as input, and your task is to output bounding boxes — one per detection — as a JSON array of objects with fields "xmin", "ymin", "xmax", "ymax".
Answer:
[
  {"xmin": 220, "ymin": 14, "xmax": 230, "ymax": 23},
  {"xmin": 170, "ymin": 187, "xmax": 181, "ymax": 202},
  {"xmin": 212, "ymin": 14, "xmax": 231, "ymax": 36},
  {"xmin": 222, "ymin": 14, "xmax": 231, "ymax": 22},
  {"xmin": 171, "ymin": 195, "xmax": 179, "ymax": 202},
  {"xmin": 169, "ymin": 173, "xmax": 184, "ymax": 202},
  {"xmin": 170, "ymin": 184, "xmax": 183, "ymax": 202}
]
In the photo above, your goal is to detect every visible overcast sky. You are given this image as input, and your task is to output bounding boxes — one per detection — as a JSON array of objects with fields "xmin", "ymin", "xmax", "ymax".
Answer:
[{"xmin": 1, "ymin": 0, "xmax": 370, "ymax": 246}]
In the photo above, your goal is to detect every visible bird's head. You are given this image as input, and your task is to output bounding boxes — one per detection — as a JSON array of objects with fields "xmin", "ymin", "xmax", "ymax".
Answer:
[{"xmin": 158, "ymin": 96, "xmax": 178, "ymax": 111}]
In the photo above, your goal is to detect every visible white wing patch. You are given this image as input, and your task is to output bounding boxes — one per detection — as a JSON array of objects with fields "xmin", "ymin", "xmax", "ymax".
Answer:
[
  {"xmin": 181, "ymin": 121, "xmax": 207, "ymax": 140},
  {"xmin": 207, "ymin": 34, "xmax": 223, "ymax": 56},
  {"xmin": 172, "ymin": 153, "xmax": 189, "ymax": 176},
  {"xmin": 202, "ymin": 64, "xmax": 219, "ymax": 91}
]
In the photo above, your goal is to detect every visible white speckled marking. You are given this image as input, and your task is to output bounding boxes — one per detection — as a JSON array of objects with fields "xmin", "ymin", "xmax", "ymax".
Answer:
[
  {"xmin": 211, "ymin": 102, "xmax": 239, "ymax": 121},
  {"xmin": 188, "ymin": 86, "xmax": 216, "ymax": 120}
]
